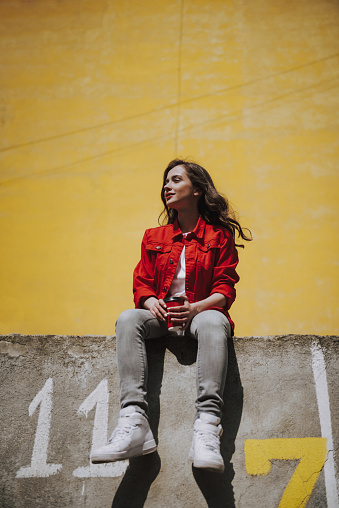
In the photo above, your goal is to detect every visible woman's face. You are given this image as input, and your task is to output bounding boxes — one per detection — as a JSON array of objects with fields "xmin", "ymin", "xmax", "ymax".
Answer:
[{"xmin": 163, "ymin": 165, "xmax": 200, "ymax": 211}]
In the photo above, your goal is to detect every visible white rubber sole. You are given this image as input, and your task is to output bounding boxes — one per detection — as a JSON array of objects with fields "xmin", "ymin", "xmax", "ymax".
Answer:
[
  {"xmin": 91, "ymin": 439, "xmax": 157, "ymax": 464},
  {"xmin": 189, "ymin": 448, "xmax": 225, "ymax": 473}
]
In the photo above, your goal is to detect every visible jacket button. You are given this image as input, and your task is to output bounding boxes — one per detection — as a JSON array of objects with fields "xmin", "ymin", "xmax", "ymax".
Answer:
[
  {"xmin": 207, "ymin": 243, "xmax": 210, "ymax": 248},
  {"xmin": 156, "ymin": 245, "xmax": 161, "ymax": 250},
  {"xmin": 163, "ymin": 286, "xmax": 167, "ymax": 291},
  {"xmin": 169, "ymin": 259, "xmax": 173, "ymax": 264}
]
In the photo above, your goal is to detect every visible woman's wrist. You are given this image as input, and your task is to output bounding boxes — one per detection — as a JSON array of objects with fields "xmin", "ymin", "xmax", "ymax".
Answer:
[
  {"xmin": 141, "ymin": 296, "xmax": 157, "ymax": 310},
  {"xmin": 191, "ymin": 301, "xmax": 200, "ymax": 316},
  {"xmin": 192, "ymin": 294, "xmax": 227, "ymax": 315}
]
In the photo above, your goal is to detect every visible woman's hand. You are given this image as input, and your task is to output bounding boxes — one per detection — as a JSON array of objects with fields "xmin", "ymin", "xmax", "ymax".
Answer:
[
  {"xmin": 142, "ymin": 297, "xmax": 167, "ymax": 322},
  {"xmin": 167, "ymin": 296, "xmax": 198, "ymax": 330}
]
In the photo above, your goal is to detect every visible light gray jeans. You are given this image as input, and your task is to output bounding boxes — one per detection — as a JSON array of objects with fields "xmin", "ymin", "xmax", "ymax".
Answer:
[{"xmin": 116, "ymin": 309, "xmax": 231, "ymax": 419}]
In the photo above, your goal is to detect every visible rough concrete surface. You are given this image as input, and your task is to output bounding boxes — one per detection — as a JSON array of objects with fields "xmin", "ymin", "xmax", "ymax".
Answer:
[{"xmin": 0, "ymin": 334, "xmax": 338, "ymax": 508}]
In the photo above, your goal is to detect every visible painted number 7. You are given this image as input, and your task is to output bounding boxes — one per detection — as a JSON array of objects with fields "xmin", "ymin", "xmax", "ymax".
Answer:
[{"xmin": 245, "ymin": 438, "xmax": 327, "ymax": 508}]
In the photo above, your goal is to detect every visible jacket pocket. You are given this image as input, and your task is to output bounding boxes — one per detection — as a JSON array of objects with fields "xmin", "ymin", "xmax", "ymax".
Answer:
[
  {"xmin": 146, "ymin": 242, "xmax": 172, "ymax": 269},
  {"xmin": 197, "ymin": 241, "xmax": 219, "ymax": 269}
]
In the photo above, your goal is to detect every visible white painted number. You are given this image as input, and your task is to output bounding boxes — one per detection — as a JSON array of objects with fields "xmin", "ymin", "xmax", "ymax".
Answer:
[
  {"xmin": 16, "ymin": 378, "xmax": 62, "ymax": 478},
  {"xmin": 73, "ymin": 379, "xmax": 127, "ymax": 478}
]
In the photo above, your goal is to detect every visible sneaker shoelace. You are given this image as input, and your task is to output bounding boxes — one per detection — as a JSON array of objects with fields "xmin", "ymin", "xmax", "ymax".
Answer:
[
  {"xmin": 196, "ymin": 429, "xmax": 220, "ymax": 453},
  {"xmin": 108, "ymin": 418, "xmax": 137, "ymax": 444}
]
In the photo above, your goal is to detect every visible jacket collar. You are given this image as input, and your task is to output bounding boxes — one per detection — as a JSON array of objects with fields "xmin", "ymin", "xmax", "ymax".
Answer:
[{"xmin": 171, "ymin": 216, "xmax": 206, "ymax": 240}]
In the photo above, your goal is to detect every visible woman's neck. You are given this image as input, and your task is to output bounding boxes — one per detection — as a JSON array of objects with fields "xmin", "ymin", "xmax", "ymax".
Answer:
[{"xmin": 177, "ymin": 209, "xmax": 200, "ymax": 234}]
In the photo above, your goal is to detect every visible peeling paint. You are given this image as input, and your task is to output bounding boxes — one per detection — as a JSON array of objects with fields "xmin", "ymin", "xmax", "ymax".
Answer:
[{"xmin": 0, "ymin": 340, "xmax": 28, "ymax": 357}]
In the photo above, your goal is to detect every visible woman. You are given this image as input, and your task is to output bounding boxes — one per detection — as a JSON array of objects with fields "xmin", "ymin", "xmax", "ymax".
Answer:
[{"xmin": 91, "ymin": 159, "xmax": 251, "ymax": 473}]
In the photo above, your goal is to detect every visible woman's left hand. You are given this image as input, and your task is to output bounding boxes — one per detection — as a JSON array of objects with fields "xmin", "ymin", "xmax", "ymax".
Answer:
[{"xmin": 167, "ymin": 296, "xmax": 198, "ymax": 330}]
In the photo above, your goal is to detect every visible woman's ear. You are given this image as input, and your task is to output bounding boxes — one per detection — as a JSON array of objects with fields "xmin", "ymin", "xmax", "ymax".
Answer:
[{"xmin": 193, "ymin": 189, "xmax": 202, "ymax": 197}]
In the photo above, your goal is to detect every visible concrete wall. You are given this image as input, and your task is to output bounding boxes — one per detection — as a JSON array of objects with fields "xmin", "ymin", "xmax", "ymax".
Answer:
[
  {"xmin": 1, "ymin": 0, "xmax": 339, "ymax": 338},
  {"xmin": 1, "ymin": 334, "xmax": 338, "ymax": 507}
]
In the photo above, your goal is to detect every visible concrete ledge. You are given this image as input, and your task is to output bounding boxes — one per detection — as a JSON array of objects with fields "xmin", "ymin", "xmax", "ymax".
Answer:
[{"xmin": 1, "ymin": 334, "xmax": 338, "ymax": 508}]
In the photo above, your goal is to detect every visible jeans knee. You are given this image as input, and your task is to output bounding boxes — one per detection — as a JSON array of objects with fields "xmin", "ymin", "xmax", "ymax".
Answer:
[
  {"xmin": 192, "ymin": 311, "xmax": 231, "ymax": 340},
  {"xmin": 116, "ymin": 309, "xmax": 138, "ymax": 333}
]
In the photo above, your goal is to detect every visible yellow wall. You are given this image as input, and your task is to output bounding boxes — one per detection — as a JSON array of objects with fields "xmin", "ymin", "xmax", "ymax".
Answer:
[{"xmin": 1, "ymin": 0, "xmax": 338, "ymax": 336}]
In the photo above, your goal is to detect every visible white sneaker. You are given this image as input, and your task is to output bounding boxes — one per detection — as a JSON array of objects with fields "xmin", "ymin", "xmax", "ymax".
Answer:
[
  {"xmin": 189, "ymin": 413, "xmax": 224, "ymax": 473},
  {"xmin": 90, "ymin": 406, "xmax": 157, "ymax": 463}
]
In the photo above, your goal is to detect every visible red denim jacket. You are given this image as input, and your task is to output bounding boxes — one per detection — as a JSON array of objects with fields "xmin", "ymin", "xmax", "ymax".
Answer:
[{"xmin": 133, "ymin": 216, "xmax": 239, "ymax": 334}]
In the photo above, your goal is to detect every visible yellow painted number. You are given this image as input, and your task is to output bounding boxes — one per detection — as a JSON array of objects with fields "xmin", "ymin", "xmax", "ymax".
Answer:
[{"xmin": 244, "ymin": 438, "xmax": 327, "ymax": 508}]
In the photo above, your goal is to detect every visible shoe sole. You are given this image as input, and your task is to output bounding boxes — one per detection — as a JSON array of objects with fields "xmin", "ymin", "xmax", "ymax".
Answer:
[
  {"xmin": 91, "ymin": 439, "xmax": 157, "ymax": 464},
  {"xmin": 189, "ymin": 449, "xmax": 224, "ymax": 474}
]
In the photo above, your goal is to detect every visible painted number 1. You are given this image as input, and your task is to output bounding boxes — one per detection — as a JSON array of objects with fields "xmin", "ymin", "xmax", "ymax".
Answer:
[
  {"xmin": 16, "ymin": 378, "xmax": 62, "ymax": 478},
  {"xmin": 73, "ymin": 379, "xmax": 127, "ymax": 478}
]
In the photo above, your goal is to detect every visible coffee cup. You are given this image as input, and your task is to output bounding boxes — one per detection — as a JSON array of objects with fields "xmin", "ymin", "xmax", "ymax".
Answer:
[{"xmin": 164, "ymin": 296, "xmax": 185, "ymax": 331}]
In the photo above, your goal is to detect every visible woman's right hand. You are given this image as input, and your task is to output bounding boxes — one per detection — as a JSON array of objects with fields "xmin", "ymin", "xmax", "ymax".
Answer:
[{"xmin": 142, "ymin": 297, "xmax": 167, "ymax": 322}]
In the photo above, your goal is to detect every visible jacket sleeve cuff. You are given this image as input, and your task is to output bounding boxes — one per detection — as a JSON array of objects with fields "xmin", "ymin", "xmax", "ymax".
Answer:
[
  {"xmin": 134, "ymin": 288, "xmax": 158, "ymax": 309},
  {"xmin": 210, "ymin": 286, "xmax": 236, "ymax": 310}
]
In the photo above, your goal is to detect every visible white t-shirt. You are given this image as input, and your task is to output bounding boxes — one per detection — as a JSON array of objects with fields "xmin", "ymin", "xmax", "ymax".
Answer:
[{"xmin": 167, "ymin": 233, "xmax": 189, "ymax": 298}]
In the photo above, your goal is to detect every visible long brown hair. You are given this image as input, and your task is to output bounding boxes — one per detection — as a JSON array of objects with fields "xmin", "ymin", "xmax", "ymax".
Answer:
[{"xmin": 159, "ymin": 158, "xmax": 252, "ymax": 247}]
